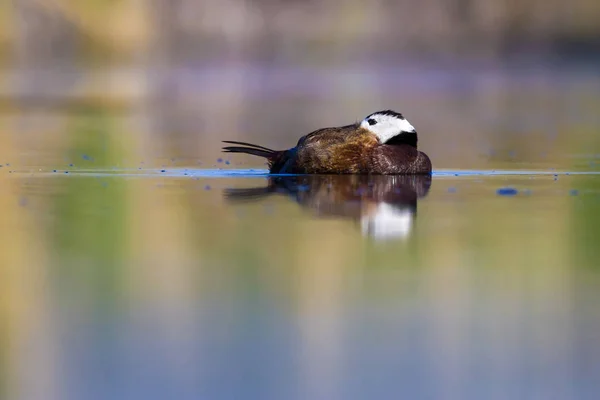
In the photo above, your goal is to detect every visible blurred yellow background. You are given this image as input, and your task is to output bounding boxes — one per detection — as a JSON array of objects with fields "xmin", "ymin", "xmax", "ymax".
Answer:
[{"xmin": 1, "ymin": 0, "xmax": 599, "ymax": 168}]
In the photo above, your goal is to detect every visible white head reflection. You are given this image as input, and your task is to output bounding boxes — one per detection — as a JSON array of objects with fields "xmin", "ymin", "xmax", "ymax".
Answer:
[{"xmin": 360, "ymin": 203, "xmax": 414, "ymax": 240}]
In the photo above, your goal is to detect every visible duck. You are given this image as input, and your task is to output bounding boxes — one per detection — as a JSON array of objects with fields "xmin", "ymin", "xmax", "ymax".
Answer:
[{"xmin": 222, "ymin": 110, "xmax": 432, "ymax": 174}]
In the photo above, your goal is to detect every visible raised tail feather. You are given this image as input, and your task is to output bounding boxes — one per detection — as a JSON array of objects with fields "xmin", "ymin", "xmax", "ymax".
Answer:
[{"xmin": 222, "ymin": 141, "xmax": 276, "ymax": 159}]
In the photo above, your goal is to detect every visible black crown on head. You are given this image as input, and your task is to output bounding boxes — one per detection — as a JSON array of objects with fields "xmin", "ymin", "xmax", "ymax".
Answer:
[{"xmin": 367, "ymin": 110, "xmax": 405, "ymax": 120}]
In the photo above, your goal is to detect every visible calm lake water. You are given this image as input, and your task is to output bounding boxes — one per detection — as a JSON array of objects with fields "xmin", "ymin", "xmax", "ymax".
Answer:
[
  {"xmin": 1, "ymin": 168, "xmax": 599, "ymax": 400},
  {"xmin": 1, "ymin": 65, "xmax": 600, "ymax": 399}
]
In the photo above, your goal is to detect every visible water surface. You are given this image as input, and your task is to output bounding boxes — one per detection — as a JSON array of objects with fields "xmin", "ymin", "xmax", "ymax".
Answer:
[{"xmin": 2, "ymin": 168, "xmax": 600, "ymax": 399}]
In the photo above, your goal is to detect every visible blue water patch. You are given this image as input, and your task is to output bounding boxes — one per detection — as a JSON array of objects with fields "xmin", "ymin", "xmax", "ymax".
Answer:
[
  {"xmin": 10, "ymin": 168, "xmax": 600, "ymax": 178},
  {"xmin": 496, "ymin": 187, "xmax": 518, "ymax": 196},
  {"xmin": 433, "ymin": 170, "xmax": 600, "ymax": 177}
]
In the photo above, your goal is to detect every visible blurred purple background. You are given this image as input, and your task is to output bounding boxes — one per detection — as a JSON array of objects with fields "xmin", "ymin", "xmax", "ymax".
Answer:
[{"xmin": 2, "ymin": 0, "xmax": 599, "ymax": 169}]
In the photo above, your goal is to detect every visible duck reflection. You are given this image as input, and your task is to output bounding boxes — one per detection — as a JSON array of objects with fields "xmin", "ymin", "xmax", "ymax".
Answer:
[{"xmin": 225, "ymin": 175, "xmax": 432, "ymax": 240}]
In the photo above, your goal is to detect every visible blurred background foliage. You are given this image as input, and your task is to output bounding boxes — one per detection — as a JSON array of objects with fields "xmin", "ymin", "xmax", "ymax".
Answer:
[
  {"xmin": 4, "ymin": 0, "xmax": 600, "ymax": 63},
  {"xmin": 1, "ymin": 0, "xmax": 599, "ymax": 169}
]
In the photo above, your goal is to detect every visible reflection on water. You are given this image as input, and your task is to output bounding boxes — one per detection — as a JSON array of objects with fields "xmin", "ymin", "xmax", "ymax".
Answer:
[
  {"xmin": 225, "ymin": 175, "xmax": 432, "ymax": 240},
  {"xmin": 2, "ymin": 171, "xmax": 600, "ymax": 399}
]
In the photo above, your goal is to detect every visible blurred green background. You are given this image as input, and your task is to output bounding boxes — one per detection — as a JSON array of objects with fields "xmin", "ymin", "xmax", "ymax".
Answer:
[
  {"xmin": 1, "ymin": 1, "xmax": 600, "ymax": 399},
  {"xmin": 1, "ymin": 0, "xmax": 599, "ymax": 169}
]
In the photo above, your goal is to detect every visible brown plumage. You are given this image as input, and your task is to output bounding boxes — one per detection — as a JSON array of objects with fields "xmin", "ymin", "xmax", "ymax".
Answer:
[{"xmin": 222, "ymin": 110, "xmax": 432, "ymax": 175}]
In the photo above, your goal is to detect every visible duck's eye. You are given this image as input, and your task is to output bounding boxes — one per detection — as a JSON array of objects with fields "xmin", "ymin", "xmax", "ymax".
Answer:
[{"xmin": 367, "ymin": 118, "xmax": 377, "ymax": 126}]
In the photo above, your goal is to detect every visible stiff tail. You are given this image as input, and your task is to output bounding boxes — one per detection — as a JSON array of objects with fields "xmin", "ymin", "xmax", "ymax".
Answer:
[{"xmin": 222, "ymin": 141, "xmax": 276, "ymax": 159}]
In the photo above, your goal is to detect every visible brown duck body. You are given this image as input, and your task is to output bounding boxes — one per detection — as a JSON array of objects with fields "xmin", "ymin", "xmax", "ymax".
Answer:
[
  {"xmin": 223, "ymin": 111, "xmax": 432, "ymax": 175},
  {"xmin": 290, "ymin": 125, "xmax": 431, "ymax": 174}
]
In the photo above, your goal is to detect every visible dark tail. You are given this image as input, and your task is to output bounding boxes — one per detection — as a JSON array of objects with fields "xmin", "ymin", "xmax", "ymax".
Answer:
[{"xmin": 222, "ymin": 141, "xmax": 277, "ymax": 159}]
